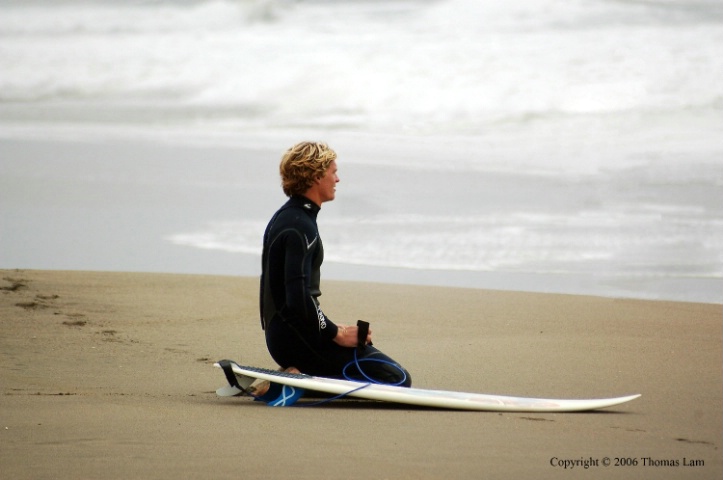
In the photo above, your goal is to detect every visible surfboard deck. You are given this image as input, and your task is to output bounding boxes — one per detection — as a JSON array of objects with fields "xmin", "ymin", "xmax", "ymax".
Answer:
[{"xmin": 213, "ymin": 360, "xmax": 641, "ymax": 412}]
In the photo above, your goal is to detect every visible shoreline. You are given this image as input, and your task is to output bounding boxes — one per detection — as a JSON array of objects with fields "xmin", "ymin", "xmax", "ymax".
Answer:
[
  {"xmin": 2, "ymin": 134, "xmax": 722, "ymax": 305},
  {"xmin": 1, "ymin": 269, "xmax": 721, "ymax": 479}
]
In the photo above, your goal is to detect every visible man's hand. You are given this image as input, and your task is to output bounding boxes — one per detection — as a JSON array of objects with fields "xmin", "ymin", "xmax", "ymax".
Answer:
[{"xmin": 333, "ymin": 324, "xmax": 372, "ymax": 348}]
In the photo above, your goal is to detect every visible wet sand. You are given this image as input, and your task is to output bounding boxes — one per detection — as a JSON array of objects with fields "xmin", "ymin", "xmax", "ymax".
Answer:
[{"xmin": 1, "ymin": 270, "xmax": 720, "ymax": 479}]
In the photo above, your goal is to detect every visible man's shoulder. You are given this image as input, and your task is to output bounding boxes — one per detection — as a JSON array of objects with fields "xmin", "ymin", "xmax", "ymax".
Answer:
[
  {"xmin": 275, "ymin": 203, "xmax": 309, "ymax": 221},
  {"xmin": 269, "ymin": 202, "xmax": 316, "ymax": 233}
]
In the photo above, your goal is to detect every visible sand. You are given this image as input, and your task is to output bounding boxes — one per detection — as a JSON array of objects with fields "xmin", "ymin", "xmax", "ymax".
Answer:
[{"xmin": 1, "ymin": 269, "xmax": 721, "ymax": 479}]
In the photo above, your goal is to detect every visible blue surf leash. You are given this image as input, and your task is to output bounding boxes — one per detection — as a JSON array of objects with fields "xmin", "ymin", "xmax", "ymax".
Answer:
[{"xmin": 258, "ymin": 320, "xmax": 407, "ymax": 407}]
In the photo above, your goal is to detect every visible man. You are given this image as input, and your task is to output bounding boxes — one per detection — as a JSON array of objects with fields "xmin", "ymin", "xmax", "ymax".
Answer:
[{"xmin": 259, "ymin": 141, "xmax": 411, "ymax": 386}]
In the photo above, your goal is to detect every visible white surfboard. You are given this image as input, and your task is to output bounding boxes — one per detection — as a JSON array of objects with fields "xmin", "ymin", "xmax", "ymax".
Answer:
[{"xmin": 214, "ymin": 360, "xmax": 640, "ymax": 412}]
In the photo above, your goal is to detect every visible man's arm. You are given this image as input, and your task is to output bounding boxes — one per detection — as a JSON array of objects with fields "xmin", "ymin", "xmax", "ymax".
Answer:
[{"xmin": 281, "ymin": 228, "xmax": 339, "ymax": 341}]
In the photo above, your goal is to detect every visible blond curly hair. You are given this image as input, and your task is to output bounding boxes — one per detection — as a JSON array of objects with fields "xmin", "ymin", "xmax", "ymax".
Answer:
[{"xmin": 279, "ymin": 141, "xmax": 337, "ymax": 197}]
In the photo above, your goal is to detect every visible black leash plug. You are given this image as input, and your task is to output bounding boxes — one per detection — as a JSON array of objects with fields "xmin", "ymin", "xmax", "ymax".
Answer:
[{"xmin": 356, "ymin": 320, "xmax": 370, "ymax": 351}]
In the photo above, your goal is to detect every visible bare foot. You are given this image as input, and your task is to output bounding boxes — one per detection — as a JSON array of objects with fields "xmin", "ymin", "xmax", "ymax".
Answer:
[{"xmin": 248, "ymin": 366, "xmax": 300, "ymax": 396}]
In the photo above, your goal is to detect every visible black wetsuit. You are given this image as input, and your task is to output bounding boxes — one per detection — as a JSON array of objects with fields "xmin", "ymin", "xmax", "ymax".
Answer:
[{"xmin": 260, "ymin": 195, "xmax": 411, "ymax": 386}]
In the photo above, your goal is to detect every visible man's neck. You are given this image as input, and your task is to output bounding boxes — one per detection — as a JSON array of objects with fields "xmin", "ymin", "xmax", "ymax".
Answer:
[{"xmin": 301, "ymin": 189, "xmax": 322, "ymax": 208}]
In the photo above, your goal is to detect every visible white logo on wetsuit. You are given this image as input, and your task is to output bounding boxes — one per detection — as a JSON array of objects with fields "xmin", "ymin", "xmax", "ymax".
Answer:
[
  {"xmin": 316, "ymin": 305, "xmax": 327, "ymax": 330},
  {"xmin": 305, "ymin": 234, "xmax": 318, "ymax": 250}
]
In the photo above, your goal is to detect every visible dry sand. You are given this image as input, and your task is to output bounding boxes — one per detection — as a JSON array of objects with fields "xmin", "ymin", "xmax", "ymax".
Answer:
[{"xmin": 1, "ymin": 269, "xmax": 720, "ymax": 479}]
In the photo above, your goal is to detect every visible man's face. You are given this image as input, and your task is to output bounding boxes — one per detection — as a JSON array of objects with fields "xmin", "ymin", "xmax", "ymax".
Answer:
[{"xmin": 317, "ymin": 160, "xmax": 339, "ymax": 203}]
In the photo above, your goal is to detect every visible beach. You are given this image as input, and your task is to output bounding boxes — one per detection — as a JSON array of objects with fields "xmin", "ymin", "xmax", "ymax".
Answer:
[
  {"xmin": 1, "ymin": 269, "xmax": 720, "ymax": 479},
  {"xmin": 1, "ymin": 1, "xmax": 722, "ymax": 477}
]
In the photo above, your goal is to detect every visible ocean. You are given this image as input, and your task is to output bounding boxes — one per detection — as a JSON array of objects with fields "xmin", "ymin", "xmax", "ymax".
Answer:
[{"xmin": 1, "ymin": 0, "xmax": 722, "ymax": 303}]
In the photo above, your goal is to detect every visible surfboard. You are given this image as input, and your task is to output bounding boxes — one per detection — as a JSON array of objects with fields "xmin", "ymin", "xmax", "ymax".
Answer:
[{"xmin": 213, "ymin": 360, "xmax": 641, "ymax": 412}]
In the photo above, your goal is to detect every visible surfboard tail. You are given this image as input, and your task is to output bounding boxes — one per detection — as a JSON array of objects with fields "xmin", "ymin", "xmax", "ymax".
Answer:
[
  {"xmin": 215, "ymin": 360, "xmax": 255, "ymax": 394},
  {"xmin": 214, "ymin": 360, "xmax": 306, "ymax": 406}
]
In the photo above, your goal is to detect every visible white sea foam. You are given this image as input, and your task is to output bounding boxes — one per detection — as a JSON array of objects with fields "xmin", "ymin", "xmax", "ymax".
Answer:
[{"xmin": 2, "ymin": 0, "xmax": 722, "ymax": 126}]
